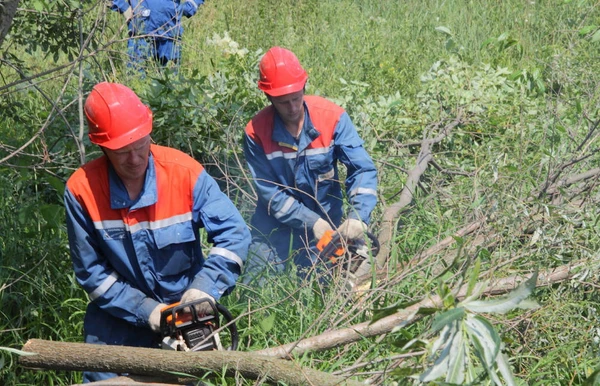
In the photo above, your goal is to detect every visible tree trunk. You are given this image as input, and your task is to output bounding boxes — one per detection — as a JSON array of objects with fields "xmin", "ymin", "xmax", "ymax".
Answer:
[
  {"xmin": 19, "ymin": 339, "xmax": 363, "ymax": 386},
  {"xmin": 0, "ymin": 0, "xmax": 19, "ymax": 48}
]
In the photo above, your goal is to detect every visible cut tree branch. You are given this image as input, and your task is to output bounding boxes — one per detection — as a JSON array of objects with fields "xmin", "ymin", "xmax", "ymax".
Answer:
[
  {"xmin": 255, "ymin": 264, "xmax": 579, "ymax": 359},
  {"xmin": 19, "ymin": 340, "xmax": 363, "ymax": 386},
  {"xmin": 375, "ymin": 113, "xmax": 464, "ymax": 269}
]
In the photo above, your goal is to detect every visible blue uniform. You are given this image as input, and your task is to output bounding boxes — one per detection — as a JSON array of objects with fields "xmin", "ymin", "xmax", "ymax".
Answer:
[
  {"xmin": 65, "ymin": 145, "xmax": 249, "ymax": 382},
  {"xmin": 111, "ymin": 0, "xmax": 201, "ymax": 65},
  {"xmin": 243, "ymin": 96, "xmax": 377, "ymax": 275}
]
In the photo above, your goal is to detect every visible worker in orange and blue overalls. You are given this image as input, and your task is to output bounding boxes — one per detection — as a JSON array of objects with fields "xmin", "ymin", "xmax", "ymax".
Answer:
[
  {"xmin": 242, "ymin": 46, "xmax": 378, "ymax": 282},
  {"xmin": 110, "ymin": 0, "xmax": 202, "ymax": 70},
  {"xmin": 64, "ymin": 82, "xmax": 250, "ymax": 383}
]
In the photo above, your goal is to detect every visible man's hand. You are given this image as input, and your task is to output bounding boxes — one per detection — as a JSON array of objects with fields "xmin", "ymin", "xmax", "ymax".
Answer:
[
  {"xmin": 338, "ymin": 218, "xmax": 367, "ymax": 240},
  {"xmin": 312, "ymin": 218, "xmax": 333, "ymax": 240},
  {"xmin": 123, "ymin": 6, "xmax": 133, "ymax": 22},
  {"xmin": 180, "ymin": 288, "xmax": 215, "ymax": 315},
  {"xmin": 148, "ymin": 303, "xmax": 167, "ymax": 333}
]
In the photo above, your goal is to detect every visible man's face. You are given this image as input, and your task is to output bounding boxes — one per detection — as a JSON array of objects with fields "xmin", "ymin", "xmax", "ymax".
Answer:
[
  {"xmin": 103, "ymin": 136, "xmax": 151, "ymax": 182},
  {"xmin": 269, "ymin": 89, "xmax": 304, "ymax": 124}
]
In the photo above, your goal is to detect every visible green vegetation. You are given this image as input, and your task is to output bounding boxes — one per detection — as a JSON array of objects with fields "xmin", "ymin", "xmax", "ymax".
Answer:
[{"xmin": 2, "ymin": 0, "xmax": 600, "ymax": 384}]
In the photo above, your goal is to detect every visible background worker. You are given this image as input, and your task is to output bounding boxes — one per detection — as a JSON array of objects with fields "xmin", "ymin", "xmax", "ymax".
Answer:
[
  {"xmin": 110, "ymin": 0, "xmax": 202, "ymax": 69},
  {"xmin": 243, "ymin": 46, "xmax": 378, "ymax": 281},
  {"xmin": 64, "ymin": 82, "xmax": 250, "ymax": 383}
]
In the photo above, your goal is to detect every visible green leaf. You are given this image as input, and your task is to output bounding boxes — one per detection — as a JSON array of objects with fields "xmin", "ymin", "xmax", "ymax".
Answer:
[
  {"xmin": 0, "ymin": 347, "xmax": 37, "ymax": 356},
  {"xmin": 431, "ymin": 307, "xmax": 465, "ymax": 333},
  {"xmin": 445, "ymin": 329, "xmax": 466, "ymax": 384},
  {"xmin": 497, "ymin": 32, "xmax": 509, "ymax": 42},
  {"xmin": 435, "ymin": 26, "xmax": 453, "ymax": 36},
  {"xmin": 579, "ymin": 25, "xmax": 597, "ymax": 36},
  {"xmin": 431, "ymin": 322, "xmax": 457, "ymax": 353},
  {"xmin": 480, "ymin": 37, "xmax": 495, "ymax": 49},
  {"xmin": 389, "ymin": 367, "xmax": 418, "ymax": 377},
  {"xmin": 592, "ymin": 29, "xmax": 600, "ymax": 43},
  {"xmin": 496, "ymin": 352, "xmax": 518, "ymax": 386},
  {"xmin": 466, "ymin": 257, "xmax": 481, "ymax": 297},
  {"xmin": 416, "ymin": 307, "xmax": 440, "ymax": 316},
  {"xmin": 390, "ymin": 329, "xmax": 416, "ymax": 348},
  {"xmin": 464, "ymin": 315, "xmax": 501, "ymax": 367},
  {"xmin": 40, "ymin": 204, "xmax": 64, "ymax": 229},
  {"xmin": 461, "ymin": 272, "xmax": 538, "ymax": 314},
  {"xmin": 421, "ymin": 352, "xmax": 450, "ymax": 381},
  {"xmin": 515, "ymin": 299, "xmax": 541, "ymax": 310},
  {"xmin": 371, "ymin": 304, "xmax": 402, "ymax": 324},
  {"xmin": 33, "ymin": 0, "xmax": 45, "ymax": 11},
  {"xmin": 584, "ymin": 368, "xmax": 600, "ymax": 385},
  {"xmin": 259, "ymin": 313, "xmax": 276, "ymax": 333},
  {"xmin": 421, "ymin": 322, "xmax": 458, "ymax": 381},
  {"xmin": 477, "ymin": 248, "xmax": 491, "ymax": 260}
]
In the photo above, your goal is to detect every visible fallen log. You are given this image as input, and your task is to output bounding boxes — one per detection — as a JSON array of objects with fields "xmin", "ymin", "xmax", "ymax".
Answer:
[{"xmin": 19, "ymin": 340, "xmax": 363, "ymax": 386}]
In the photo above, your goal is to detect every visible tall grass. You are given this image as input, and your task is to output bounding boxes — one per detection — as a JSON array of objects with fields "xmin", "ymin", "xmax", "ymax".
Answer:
[{"xmin": 183, "ymin": 0, "xmax": 599, "ymax": 97}]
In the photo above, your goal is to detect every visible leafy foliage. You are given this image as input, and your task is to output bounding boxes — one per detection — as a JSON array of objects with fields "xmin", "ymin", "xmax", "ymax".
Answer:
[
  {"xmin": 6, "ymin": 0, "xmax": 83, "ymax": 61},
  {"xmin": 411, "ymin": 273, "xmax": 539, "ymax": 384}
]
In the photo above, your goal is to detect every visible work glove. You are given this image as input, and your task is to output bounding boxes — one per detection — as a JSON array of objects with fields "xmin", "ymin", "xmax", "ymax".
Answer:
[
  {"xmin": 338, "ymin": 218, "xmax": 367, "ymax": 240},
  {"xmin": 123, "ymin": 6, "xmax": 133, "ymax": 22},
  {"xmin": 312, "ymin": 218, "xmax": 333, "ymax": 240},
  {"xmin": 180, "ymin": 288, "xmax": 215, "ymax": 315},
  {"xmin": 148, "ymin": 302, "xmax": 167, "ymax": 333}
]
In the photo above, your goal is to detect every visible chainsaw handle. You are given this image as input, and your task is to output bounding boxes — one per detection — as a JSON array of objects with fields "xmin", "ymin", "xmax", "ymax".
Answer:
[
  {"xmin": 316, "ymin": 230, "xmax": 380, "ymax": 260},
  {"xmin": 216, "ymin": 303, "xmax": 239, "ymax": 351},
  {"xmin": 160, "ymin": 299, "xmax": 239, "ymax": 351},
  {"xmin": 316, "ymin": 230, "xmax": 345, "ymax": 261},
  {"xmin": 365, "ymin": 231, "xmax": 381, "ymax": 257}
]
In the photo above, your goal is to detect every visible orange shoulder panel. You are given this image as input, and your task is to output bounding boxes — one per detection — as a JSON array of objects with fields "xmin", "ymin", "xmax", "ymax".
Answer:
[
  {"xmin": 245, "ymin": 105, "xmax": 275, "ymax": 143},
  {"xmin": 135, "ymin": 144, "xmax": 204, "ymax": 223},
  {"xmin": 66, "ymin": 156, "xmax": 116, "ymax": 222},
  {"xmin": 304, "ymin": 96, "xmax": 344, "ymax": 149}
]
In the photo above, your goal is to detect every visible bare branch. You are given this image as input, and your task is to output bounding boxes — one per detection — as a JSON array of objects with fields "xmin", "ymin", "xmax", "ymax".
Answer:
[
  {"xmin": 255, "ymin": 265, "xmax": 579, "ymax": 359},
  {"xmin": 375, "ymin": 113, "xmax": 464, "ymax": 269}
]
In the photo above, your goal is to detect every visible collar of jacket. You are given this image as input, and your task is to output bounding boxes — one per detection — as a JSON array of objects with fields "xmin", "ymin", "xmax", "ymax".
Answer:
[
  {"xmin": 270, "ymin": 102, "xmax": 321, "ymax": 152},
  {"xmin": 108, "ymin": 152, "xmax": 158, "ymax": 210}
]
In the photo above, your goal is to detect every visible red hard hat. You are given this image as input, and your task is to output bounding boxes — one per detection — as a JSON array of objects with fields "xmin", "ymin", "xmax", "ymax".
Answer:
[
  {"xmin": 84, "ymin": 82, "xmax": 152, "ymax": 150},
  {"xmin": 257, "ymin": 47, "xmax": 308, "ymax": 97}
]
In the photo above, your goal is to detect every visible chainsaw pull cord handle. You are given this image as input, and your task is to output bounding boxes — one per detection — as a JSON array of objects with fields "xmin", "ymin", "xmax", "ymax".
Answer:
[{"xmin": 216, "ymin": 303, "xmax": 239, "ymax": 351}]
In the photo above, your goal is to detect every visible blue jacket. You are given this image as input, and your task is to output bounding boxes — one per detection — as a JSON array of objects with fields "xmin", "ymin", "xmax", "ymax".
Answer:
[
  {"xmin": 65, "ymin": 145, "xmax": 249, "ymax": 330},
  {"xmin": 111, "ymin": 0, "xmax": 200, "ymax": 56},
  {"xmin": 244, "ymin": 96, "xmax": 377, "ymax": 251}
]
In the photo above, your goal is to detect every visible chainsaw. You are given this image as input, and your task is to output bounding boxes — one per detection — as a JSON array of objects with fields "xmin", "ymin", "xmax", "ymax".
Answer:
[
  {"xmin": 316, "ymin": 229, "xmax": 380, "ymax": 288},
  {"xmin": 159, "ymin": 298, "xmax": 239, "ymax": 352}
]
